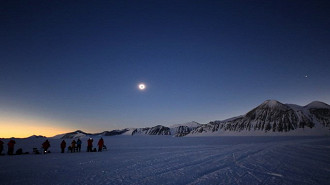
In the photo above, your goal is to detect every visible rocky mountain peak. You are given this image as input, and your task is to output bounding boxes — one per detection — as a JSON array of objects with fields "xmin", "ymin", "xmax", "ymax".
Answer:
[{"xmin": 259, "ymin": 100, "xmax": 288, "ymax": 110}]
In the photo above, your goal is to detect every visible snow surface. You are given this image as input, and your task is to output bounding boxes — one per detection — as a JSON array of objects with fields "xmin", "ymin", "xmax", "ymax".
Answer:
[{"xmin": 0, "ymin": 136, "xmax": 330, "ymax": 185}]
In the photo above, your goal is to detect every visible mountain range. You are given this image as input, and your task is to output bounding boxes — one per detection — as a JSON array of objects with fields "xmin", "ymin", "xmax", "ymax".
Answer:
[{"xmin": 53, "ymin": 100, "xmax": 330, "ymax": 139}]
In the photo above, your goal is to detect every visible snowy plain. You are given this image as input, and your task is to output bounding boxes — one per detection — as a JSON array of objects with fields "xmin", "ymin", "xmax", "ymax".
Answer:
[{"xmin": 0, "ymin": 136, "xmax": 330, "ymax": 185}]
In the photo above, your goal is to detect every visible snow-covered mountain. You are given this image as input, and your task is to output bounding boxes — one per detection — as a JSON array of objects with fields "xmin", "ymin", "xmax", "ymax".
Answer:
[
  {"xmin": 169, "ymin": 121, "xmax": 201, "ymax": 128},
  {"xmin": 52, "ymin": 121, "xmax": 202, "ymax": 138},
  {"xmin": 132, "ymin": 125, "xmax": 171, "ymax": 135},
  {"xmin": 98, "ymin": 129, "xmax": 130, "ymax": 136},
  {"xmin": 190, "ymin": 100, "xmax": 330, "ymax": 136},
  {"xmin": 52, "ymin": 129, "xmax": 130, "ymax": 139},
  {"xmin": 169, "ymin": 121, "xmax": 202, "ymax": 137},
  {"xmin": 131, "ymin": 121, "xmax": 201, "ymax": 136},
  {"xmin": 51, "ymin": 100, "xmax": 330, "ymax": 138},
  {"xmin": 304, "ymin": 101, "xmax": 330, "ymax": 127},
  {"xmin": 52, "ymin": 130, "xmax": 92, "ymax": 139}
]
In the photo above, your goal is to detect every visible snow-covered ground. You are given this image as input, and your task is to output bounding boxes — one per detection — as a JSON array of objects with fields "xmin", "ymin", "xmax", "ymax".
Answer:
[{"xmin": 0, "ymin": 136, "xmax": 330, "ymax": 185}]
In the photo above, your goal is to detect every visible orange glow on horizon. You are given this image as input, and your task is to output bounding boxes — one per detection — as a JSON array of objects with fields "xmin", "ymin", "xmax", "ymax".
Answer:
[
  {"xmin": 0, "ymin": 115, "xmax": 74, "ymax": 138},
  {"xmin": 0, "ymin": 124, "xmax": 72, "ymax": 138}
]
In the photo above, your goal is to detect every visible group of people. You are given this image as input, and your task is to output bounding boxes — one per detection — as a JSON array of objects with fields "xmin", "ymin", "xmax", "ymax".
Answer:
[
  {"xmin": 60, "ymin": 138, "xmax": 105, "ymax": 153},
  {"xmin": 60, "ymin": 138, "xmax": 82, "ymax": 153},
  {"xmin": 0, "ymin": 139, "xmax": 16, "ymax": 155},
  {"xmin": 0, "ymin": 137, "xmax": 105, "ymax": 155}
]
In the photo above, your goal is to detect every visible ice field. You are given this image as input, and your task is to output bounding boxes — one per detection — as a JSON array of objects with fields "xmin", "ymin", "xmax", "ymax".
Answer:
[{"xmin": 0, "ymin": 136, "xmax": 329, "ymax": 185}]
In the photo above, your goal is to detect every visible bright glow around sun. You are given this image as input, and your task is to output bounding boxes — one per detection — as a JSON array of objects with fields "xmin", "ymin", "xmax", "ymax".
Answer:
[{"xmin": 138, "ymin": 83, "xmax": 146, "ymax": 90}]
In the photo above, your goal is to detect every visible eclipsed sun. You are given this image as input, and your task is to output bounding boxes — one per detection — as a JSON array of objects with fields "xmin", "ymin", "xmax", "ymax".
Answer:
[{"xmin": 138, "ymin": 83, "xmax": 146, "ymax": 90}]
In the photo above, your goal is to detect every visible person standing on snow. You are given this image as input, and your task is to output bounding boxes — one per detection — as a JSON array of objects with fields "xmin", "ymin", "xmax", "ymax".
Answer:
[
  {"xmin": 87, "ymin": 138, "xmax": 93, "ymax": 152},
  {"xmin": 98, "ymin": 138, "xmax": 104, "ymax": 152},
  {"xmin": 71, "ymin": 140, "xmax": 76, "ymax": 153},
  {"xmin": 7, "ymin": 139, "xmax": 16, "ymax": 155},
  {"xmin": 42, "ymin": 139, "xmax": 50, "ymax": 154},
  {"xmin": 76, "ymin": 138, "xmax": 82, "ymax": 152},
  {"xmin": 60, "ymin": 140, "xmax": 66, "ymax": 153},
  {"xmin": 0, "ymin": 140, "xmax": 4, "ymax": 155}
]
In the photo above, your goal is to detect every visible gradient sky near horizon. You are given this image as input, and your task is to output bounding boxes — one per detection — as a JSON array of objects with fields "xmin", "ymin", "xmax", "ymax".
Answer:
[{"xmin": 1, "ymin": 0, "xmax": 330, "ymax": 138}]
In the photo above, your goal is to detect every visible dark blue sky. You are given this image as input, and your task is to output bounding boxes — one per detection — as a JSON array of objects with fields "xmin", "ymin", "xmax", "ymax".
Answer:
[{"xmin": 1, "ymin": 0, "xmax": 330, "ymax": 136}]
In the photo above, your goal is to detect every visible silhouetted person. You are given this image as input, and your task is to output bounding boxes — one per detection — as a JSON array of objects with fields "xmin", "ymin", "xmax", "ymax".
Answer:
[
  {"xmin": 60, "ymin": 140, "xmax": 66, "ymax": 153},
  {"xmin": 7, "ymin": 139, "xmax": 16, "ymax": 155},
  {"xmin": 42, "ymin": 140, "xmax": 50, "ymax": 154},
  {"xmin": 0, "ymin": 140, "xmax": 4, "ymax": 155},
  {"xmin": 87, "ymin": 138, "xmax": 93, "ymax": 152},
  {"xmin": 76, "ymin": 138, "xmax": 82, "ymax": 152},
  {"xmin": 98, "ymin": 138, "xmax": 104, "ymax": 152},
  {"xmin": 71, "ymin": 140, "xmax": 76, "ymax": 153}
]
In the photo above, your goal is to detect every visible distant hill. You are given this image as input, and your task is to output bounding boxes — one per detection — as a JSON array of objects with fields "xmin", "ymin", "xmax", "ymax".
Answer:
[
  {"xmin": 52, "ymin": 129, "xmax": 129, "ymax": 139},
  {"xmin": 51, "ymin": 122, "xmax": 201, "ymax": 139},
  {"xmin": 27, "ymin": 135, "xmax": 46, "ymax": 139}
]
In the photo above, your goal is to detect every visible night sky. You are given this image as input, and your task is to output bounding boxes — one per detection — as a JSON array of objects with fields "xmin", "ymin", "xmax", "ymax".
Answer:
[{"xmin": 1, "ymin": 0, "xmax": 330, "ymax": 137}]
